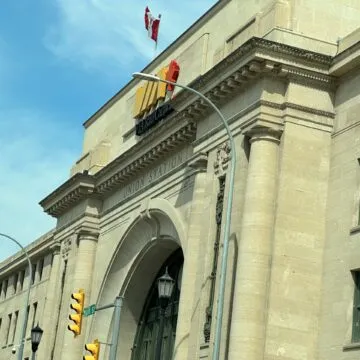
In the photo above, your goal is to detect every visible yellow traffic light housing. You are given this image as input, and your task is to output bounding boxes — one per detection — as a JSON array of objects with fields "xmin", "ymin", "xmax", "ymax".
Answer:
[
  {"xmin": 67, "ymin": 289, "xmax": 85, "ymax": 336},
  {"xmin": 83, "ymin": 339, "xmax": 100, "ymax": 360}
]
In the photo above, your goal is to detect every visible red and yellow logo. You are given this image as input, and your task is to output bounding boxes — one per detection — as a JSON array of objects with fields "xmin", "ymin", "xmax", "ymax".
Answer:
[{"xmin": 133, "ymin": 60, "xmax": 180, "ymax": 119}]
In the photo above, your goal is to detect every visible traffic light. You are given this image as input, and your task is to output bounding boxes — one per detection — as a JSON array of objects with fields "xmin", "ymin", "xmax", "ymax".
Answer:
[
  {"xmin": 67, "ymin": 289, "xmax": 85, "ymax": 336},
  {"xmin": 83, "ymin": 339, "xmax": 100, "ymax": 360}
]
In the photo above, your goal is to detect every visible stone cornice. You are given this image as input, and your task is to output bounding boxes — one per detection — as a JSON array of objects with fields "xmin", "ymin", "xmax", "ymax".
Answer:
[
  {"xmin": 171, "ymin": 38, "xmax": 335, "ymax": 119},
  {"xmin": 40, "ymin": 173, "xmax": 96, "ymax": 217},
  {"xmin": 95, "ymin": 121, "xmax": 196, "ymax": 195},
  {"xmin": 40, "ymin": 121, "xmax": 196, "ymax": 217}
]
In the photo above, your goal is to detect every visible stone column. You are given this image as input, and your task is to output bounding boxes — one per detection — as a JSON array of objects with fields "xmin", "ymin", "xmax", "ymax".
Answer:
[
  {"xmin": 60, "ymin": 229, "xmax": 98, "ymax": 360},
  {"xmin": 37, "ymin": 243, "xmax": 61, "ymax": 360},
  {"xmin": 228, "ymin": 127, "xmax": 281, "ymax": 360}
]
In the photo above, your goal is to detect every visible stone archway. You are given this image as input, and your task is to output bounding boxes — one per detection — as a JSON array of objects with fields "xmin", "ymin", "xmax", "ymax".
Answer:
[{"xmin": 89, "ymin": 201, "xmax": 186, "ymax": 360}]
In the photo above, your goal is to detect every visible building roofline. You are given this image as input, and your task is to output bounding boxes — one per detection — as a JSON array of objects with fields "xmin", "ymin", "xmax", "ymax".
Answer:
[
  {"xmin": 0, "ymin": 229, "xmax": 55, "ymax": 274},
  {"xmin": 82, "ymin": 0, "xmax": 229, "ymax": 129}
]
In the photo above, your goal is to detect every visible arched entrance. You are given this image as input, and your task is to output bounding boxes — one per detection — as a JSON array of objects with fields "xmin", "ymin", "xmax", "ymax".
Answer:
[
  {"xmin": 90, "ymin": 200, "xmax": 187, "ymax": 360},
  {"xmin": 131, "ymin": 249, "xmax": 183, "ymax": 360}
]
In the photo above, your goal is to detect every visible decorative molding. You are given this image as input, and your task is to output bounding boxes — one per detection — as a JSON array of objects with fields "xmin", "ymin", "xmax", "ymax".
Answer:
[
  {"xmin": 96, "ymin": 122, "xmax": 196, "ymax": 195},
  {"xmin": 49, "ymin": 242, "xmax": 61, "ymax": 255},
  {"xmin": 187, "ymin": 152, "xmax": 208, "ymax": 172},
  {"xmin": 40, "ymin": 122, "xmax": 196, "ymax": 218},
  {"xmin": 244, "ymin": 125, "xmax": 283, "ymax": 144},
  {"xmin": 75, "ymin": 228, "xmax": 99, "ymax": 242},
  {"xmin": 277, "ymin": 64, "xmax": 337, "ymax": 88},
  {"xmin": 40, "ymin": 173, "xmax": 95, "ymax": 217},
  {"xmin": 213, "ymin": 142, "xmax": 231, "ymax": 176},
  {"xmin": 61, "ymin": 237, "xmax": 73, "ymax": 260},
  {"xmin": 203, "ymin": 176, "xmax": 226, "ymax": 342}
]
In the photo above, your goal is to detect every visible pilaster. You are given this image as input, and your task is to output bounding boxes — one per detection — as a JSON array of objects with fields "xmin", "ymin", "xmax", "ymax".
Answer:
[
  {"xmin": 60, "ymin": 228, "xmax": 99, "ymax": 360},
  {"xmin": 173, "ymin": 152, "xmax": 212, "ymax": 360},
  {"xmin": 228, "ymin": 126, "xmax": 282, "ymax": 360}
]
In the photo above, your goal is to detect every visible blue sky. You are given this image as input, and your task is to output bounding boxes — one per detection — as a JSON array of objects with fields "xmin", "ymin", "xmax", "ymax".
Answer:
[{"xmin": 0, "ymin": 0, "xmax": 217, "ymax": 262}]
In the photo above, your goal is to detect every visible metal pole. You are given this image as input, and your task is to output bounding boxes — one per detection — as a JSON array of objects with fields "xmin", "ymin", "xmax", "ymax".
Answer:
[
  {"xmin": 108, "ymin": 296, "xmax": 123, "ymax": 360},
  {"xmin": 155, "ymin": 79, "xmax": 236, "ymax": 360},
  {"xmin": 31, "ymin": 352, "xmax": 36, "ymax": 360},
  {"xmin": 0, "ymin": 233, "xmax": 33, "ymax": 360},
  {"xmin": 155, "ymin": 307, "xmax": 166, "ymax": 360}
]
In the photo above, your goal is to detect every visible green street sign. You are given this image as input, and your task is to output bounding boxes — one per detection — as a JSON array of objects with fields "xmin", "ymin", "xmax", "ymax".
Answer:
[{"xmin": 83, "ymin": 304, "xmax": 96, "ymax": 317}]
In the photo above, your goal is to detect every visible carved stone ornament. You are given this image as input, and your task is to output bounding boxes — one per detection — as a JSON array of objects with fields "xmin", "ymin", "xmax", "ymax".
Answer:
[
  {"xmin": 61, "ymin": 237, "xmax": 73, "ymax": 259},
  {"xmin": 214, "ymin": 142, "xmax": 231, "ymax": 176}
]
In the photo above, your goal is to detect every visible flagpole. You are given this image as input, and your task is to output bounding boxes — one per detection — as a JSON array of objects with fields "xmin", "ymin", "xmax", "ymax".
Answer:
[{"xmin": 154, "ymin": 14, "xmax": 161, "ymax": 59}]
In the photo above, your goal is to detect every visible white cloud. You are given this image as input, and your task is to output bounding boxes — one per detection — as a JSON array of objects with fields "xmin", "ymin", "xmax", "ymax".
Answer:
[
  {"xmin": 0, "ymin": 110, "xmax": 79, "ymax": 261},
  {"xmin": 44, "ymin": 0, "xmax": 217, "ymax": 75}
]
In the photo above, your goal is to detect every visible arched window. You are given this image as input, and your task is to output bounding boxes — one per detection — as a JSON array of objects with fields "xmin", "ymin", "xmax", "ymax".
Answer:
[{"xmin": 131, "ymin": 249, "xmax": 183, "ymax": 360}]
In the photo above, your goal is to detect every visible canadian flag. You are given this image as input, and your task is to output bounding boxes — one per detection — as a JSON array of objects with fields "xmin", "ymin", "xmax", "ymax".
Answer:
[{"xmin": 144, "ymin": 6, "xmax": 161, "ymax": 42}]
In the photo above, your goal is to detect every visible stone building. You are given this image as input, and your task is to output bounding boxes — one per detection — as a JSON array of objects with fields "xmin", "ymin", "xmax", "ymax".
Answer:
[{"xmin": 2, "ymin": 0, "xmax": 360, "ymax": 359}]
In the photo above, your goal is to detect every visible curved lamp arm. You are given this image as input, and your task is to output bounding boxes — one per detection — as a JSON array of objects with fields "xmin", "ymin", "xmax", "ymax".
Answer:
[
  {"xmin": 132, "ymin": 72, "xmax": 236, "ymax": 360},
  {"xmin": 0, "ymin": 233, "xmax": 33, "ymax": 360}
]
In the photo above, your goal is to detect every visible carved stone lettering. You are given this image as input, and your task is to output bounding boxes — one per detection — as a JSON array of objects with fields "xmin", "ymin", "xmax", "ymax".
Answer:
[{"xmin": 103, "ymin": 147, "xmax": 192, "ymax": 210}]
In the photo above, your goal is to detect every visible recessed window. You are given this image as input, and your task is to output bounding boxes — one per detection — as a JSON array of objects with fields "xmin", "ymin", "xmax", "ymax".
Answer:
[
  {"xmin": 38, "ymin": 258, "xmax": 44, "ymax": 282},
  {"xmin": 6, "ymin": 313, "xmax": 12, "ymax": 344},
  {"xmin": 31, "ymin": 264, "xmax": 37, "ymax": 285},
  {"xmin": 13, "ymin": 273, "xmax": 18, "ymax": 294},
  {"xmin": 3, "ymin": 279, "xmax": 8, "ymax": 299},
  {"xmin": 19, "ymin": 269, "xmax": 25, "ymax": 291},
  {"xmin": 32, "ymin": 302, "xmax": 38, "ymax": 329},
  {"xmin": 352, "ymin": 271, "xmax": 360, "ymax": 342},
  {"xmin": 12, "ymin": 311, "xmax": 18, "ymax": 344}
]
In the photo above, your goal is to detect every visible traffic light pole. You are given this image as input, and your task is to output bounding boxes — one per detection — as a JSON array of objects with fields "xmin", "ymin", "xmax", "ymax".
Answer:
[
  {"xmin": 108, "ymin": 296, "xmax": 123, "ymax": 360},
  {"xmin": 94, "ymin": 296, "xmax": 123, "ymax": 360}
]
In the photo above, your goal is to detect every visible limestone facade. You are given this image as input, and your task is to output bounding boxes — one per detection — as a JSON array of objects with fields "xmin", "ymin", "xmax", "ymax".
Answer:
[{"xmin": 3, "ymin": 1, "xmax": 360, "ymax": 360}]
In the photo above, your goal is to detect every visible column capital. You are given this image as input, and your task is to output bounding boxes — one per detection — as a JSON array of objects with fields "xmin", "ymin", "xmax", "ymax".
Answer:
[
  {"xmin": 245, "ymin": 126, "xmax": 282, "ymax": 145},
  {"xmin": 75, "ymin": 227, "xmax": 99, "ymax": 242},
  {"xmin": 50, "ymin": 241, "xmax": 61, "ymax": 255}
]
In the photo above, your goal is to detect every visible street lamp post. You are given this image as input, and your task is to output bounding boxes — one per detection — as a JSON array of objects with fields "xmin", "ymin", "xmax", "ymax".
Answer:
[
  {"xmin": 0, "ymin": 233, "xmax": 33, "ymax": 360},
  {"xmin": 132, "ymin": 72, "xmax": 236, "ymax": 360},
  {"xmin": 155, "ymin": 268, "xmax": 175, "ymax": 360},
  {"xmin": 31, "ymin": 323, "xmax": 43, "ymax": 360}
]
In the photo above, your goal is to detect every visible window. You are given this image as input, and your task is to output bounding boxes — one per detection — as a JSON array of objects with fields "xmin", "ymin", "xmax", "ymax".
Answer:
[
  {"xmin": 19, "ymin": 269, "xmax": 25, "ymax": 291},
  {"xmin": 24, "ymin": 305, "xmax": 30, "ymax": 335},
  {"xmin": 3, "ymin": 279, "xmax": 8, "ymax": 299},
  {"xmin": 12, "ymin": 311, "xmax": 18, "ymax": 344},
  {"xmin": 31, "ymin": 264, "xmax": 37, "ymax": 285},
  {"xmin": 32, "ymin": 302, "xmax": 38, "ymax": 328},
  {"xmin": 6, "ymin": 314, "xmax": 12, "ymax": 344},
  {"xmin": 353, "ymin": 271, "xmax": 360, "ymax": 342},
  {"xmin": 38, "ymin": 258, "xmax": 44, "ymax": 282}
]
